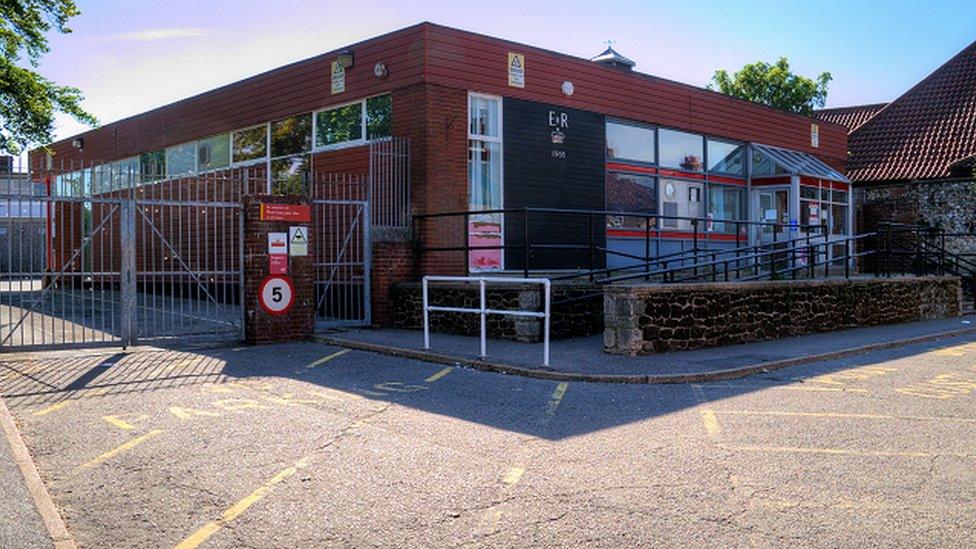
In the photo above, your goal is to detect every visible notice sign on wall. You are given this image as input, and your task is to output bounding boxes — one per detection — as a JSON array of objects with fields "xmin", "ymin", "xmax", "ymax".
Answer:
[
  {"xmin": 260, "ymin": 203, "xmax": 311, "ymax": 222},
  {"xmin": 811, "ymin": 123, "xmax": 820, "ymax": 148},
  {"xmin": 331, "ymin": 60, "xmax": 345, "ymax": 94},
  {"xmin": 289, "ymin": 226, "xmax": 308, "ymax": 256},
  {"xmin": 508, "ymin": 52, "xmax": 525, "ymax": 88}
]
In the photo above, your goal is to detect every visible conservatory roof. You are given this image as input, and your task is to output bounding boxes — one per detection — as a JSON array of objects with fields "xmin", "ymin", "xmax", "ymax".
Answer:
[{"xmin": 752, "ymin": 143, "xmax": 850, "ymax": 182}]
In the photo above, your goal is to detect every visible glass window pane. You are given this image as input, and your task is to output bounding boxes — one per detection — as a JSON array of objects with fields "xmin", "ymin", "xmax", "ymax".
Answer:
[
  {"xmin": 271, "ymin": 114, "xmax": 312, "ymax": 158},
  {"xmin": 800, "ymin": 185, "xmax": 818, "ymax": 200},
  {"xmin": 658, "ymin": 129, "xmax": 703, "ymax": 172},
  {"xmin": 270, "ymin": 154, "xmax": 310, "ymax": 195},
  {"xmin": 707, "ymin": 185, "xmax": 745, "ymax": 233},
  {"xmin": 166, "ymin": 142, "xmax": 196, "ymax": 177},
  {"xmin": 606, "ymin": 172, "xmax": 656, "ymax": 230},
  {"xmin": 197, "ymin": 134, "xmax": 230, "ymax": 172},
  {"xmin": 832, "ymin": 189, "xmax": 849, "ymax": 204},
  {"xmin": 366, "ymin": 95, "xmax": 392, "ymax": 140},
  {"xmin": 140, "ymin": 150, "xmax": 165, "ymax": 181},
  {"xmin": 233, "ymin": 125, "xmax": 268, "ymax": 163},
  {"xmin": 606, "ymin": 122, "xmax": 655, "ymax": 163},
  {"xmin": 661, "ymin": 178, "xmax": 704, "ymax": 229},
  {"xmin": 706, "ymin": 139, "xmax": 745, "ymax": 175},
  {"xmin": 114, "ymin": 157, "xmax": 140, "ymax": 188},
  {"xmin": 315, "ymin": 103, "xmax": 363, "ymax": 147},
  {"xmin": 752, "ymin": 149, "xmax": 782, "ymax": 176},
  {"xmin": 468, "ymin": 139, "xmax": 502, "ymax": 210},
  {"xmin": 831, "ymin": 204, "xmax": 848, "ymax": 234},
  {"xmin": 469, "ymin": 96, "xmax": 499, "ymax": 138}
]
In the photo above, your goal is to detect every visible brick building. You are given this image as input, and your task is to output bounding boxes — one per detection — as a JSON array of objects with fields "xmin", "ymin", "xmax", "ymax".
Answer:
[
  {"xmin": 31, "ymin": 22, "xmax": 851, "ymax": 328},
  {"xmin": 817, "ymin": 39, "xmax": 976, "ymax": 240}
]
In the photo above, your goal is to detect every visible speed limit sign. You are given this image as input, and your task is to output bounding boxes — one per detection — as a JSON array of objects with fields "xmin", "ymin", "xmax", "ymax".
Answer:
[{"xmin": 258, "ymin": 275, "xmax": 295, "ymax": 316}]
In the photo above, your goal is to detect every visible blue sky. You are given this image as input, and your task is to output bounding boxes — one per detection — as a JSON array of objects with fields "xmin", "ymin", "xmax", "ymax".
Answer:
[{"xmin": 39, "ymin": 0, "xmax": 976, "ymax": 140}]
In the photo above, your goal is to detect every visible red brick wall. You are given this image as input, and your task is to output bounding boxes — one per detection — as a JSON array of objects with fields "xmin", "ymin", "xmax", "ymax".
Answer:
[
  {"xmin": 312, "ymin": 146, "xmax": 369, "ymax": 176},
  {"xmin": 370, "ymin": 241, "xmax": 414, "ymax": 326},
  {"xmin": 243, "ymin": 195, "xmax": 314, "ymax": 343}
]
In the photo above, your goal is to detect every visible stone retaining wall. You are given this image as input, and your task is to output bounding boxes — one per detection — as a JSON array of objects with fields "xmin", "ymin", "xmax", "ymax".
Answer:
[
  {"xmin": 604, "ymin": 276, "xmax": 961, "ymax": 355},
  {"xmin": 392, "ymin": 281, "xmax": 603, "ymax": 341}
]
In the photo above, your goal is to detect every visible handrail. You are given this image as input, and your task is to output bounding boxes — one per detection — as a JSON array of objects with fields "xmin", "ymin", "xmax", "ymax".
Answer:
[{"xmin": 422, "ymin": 276, "xmax": 551, "ymax": 367}]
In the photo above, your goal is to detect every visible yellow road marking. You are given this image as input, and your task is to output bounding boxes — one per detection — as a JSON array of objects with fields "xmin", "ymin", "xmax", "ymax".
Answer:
[
  {"xmin": 502, "ymin": 467, "xmax": 524, "ymax": 485},
  {"xmin": 176, "ymin": 455, "xmax": 313, "ymax": 549},
  {"xmin": 719, "ymin": 443, "xmax": 974, "ymax": 459},
  {"xmin": 304, "ymin": 349, "xmax": 350, "ymax": 369},
  {"xmin": 425, "ymin": 367, "xmax": 453, "ymax": 383},
  {"xmin": 80, "ymin": 429, "xmax": 165, "ymax": 469},
  {"xmin": 700, "ymin": 409, "xmax": 721, "ymax": 435},
  {"xmin": 102, "ymin": 415, "xmax": 147, "ymax": 430},
  {"xmin": 715, "ymin": 409, "xmax": 976, "ymax": 423},
  {"xmin": 307, "ymin": 388, "xmax": 361, "ymax": 402},
  {"xmin": 694, "ymin": 383, "xmax": 867, "ymax": 394},
  {"xmin": 32, "ymin": 401, "xmax": 71, "ymax": 417},
  {"xmin": 546, "ymin": 382, "xmax": 569, "ymax": 418}
]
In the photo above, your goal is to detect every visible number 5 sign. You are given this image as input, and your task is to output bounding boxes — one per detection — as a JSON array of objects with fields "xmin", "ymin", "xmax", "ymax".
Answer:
[{"xmin": 259, "ymin": 275, "xmax": 295, "ymax": 316}]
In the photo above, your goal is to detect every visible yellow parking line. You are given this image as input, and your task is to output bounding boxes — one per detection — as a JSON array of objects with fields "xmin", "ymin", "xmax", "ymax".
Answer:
[
  {"xmin": 175, "ymin": 455, "xmax": 313, "ymax": 549},
  {"xmin": 719, "ymin": 443, "xmax": 974, "ymax": 459},
  {"xmin": 700, "ymin": 409, "xmax": 721, "ymax": 435},
  {"xmin": 546, "ymin": 382, "xmax": 569, "ymax": 418},
  {"xmin": 425, "ymin": 367, "xmax": 453, "ymax": 383},
  {"xmin": 716, "ymin": 409, "xmax": 976, "ymax": 423},
  {"xmin": 80, "ymin": 429, "xmax": 165, "ymax": 469},
  {"xmin": 32, "ymin": 401, "xmax": 71, "ymax": 417},
  {"xmin": 502, "ymin": 467, "xmax": 524, "ymax": 485},
  {"xmin": 304, "ymin": 349, "xmax": 350, "ymax": 369}
]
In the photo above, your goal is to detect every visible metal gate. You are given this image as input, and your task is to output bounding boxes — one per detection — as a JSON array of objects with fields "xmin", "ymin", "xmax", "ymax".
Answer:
[
  {"xmin": 311, "ymin": 174, "xmax": 370, "ymax": 328},
  {"xmin": 1, "ymin": 164, "xmax": 247, "ymax": 351}
]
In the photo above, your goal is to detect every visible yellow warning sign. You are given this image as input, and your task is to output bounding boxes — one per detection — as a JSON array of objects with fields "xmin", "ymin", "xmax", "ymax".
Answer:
[{"xmin": 508, "ymin": 52, "xmax": 525, "ymax": 88}]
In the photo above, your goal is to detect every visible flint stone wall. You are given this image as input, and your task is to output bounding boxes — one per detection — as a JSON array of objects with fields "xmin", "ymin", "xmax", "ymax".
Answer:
[
  {"xmin": 604, "ymin": 276, "xmax": 961, "ymax": 355},
  {"xmin": 392, "ymin": 281, "xmax": 603, "ymax": 341}
]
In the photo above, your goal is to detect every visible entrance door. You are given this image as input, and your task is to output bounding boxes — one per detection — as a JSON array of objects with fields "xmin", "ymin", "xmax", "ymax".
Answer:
[{"xmin": 757, "ymin": 189, "xmax": 789, "ymax": 239}]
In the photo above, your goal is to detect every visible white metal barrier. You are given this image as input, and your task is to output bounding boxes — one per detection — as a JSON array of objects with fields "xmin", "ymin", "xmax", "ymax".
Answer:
[{"xmin": 422, "ymin": 276, "xmax": 551, "ymax": 367}]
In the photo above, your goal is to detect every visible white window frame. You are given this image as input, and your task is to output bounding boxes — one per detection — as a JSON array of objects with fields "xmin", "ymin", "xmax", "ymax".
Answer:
[
  {"xmin": 312, "ymin": 93, "xmax": 391, "ymax": 153},
  {"xmin": 467, "ymin": 91, "xmax": 504, "ymax": 272}
]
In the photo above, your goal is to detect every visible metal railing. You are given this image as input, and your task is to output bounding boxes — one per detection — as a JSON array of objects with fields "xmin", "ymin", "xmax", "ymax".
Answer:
[
  {"xmin": 422, "ymin": 276, "xmax": 551, "ymax": 367},
  {"xmin": 414, "ymin": 207, "xmax": 829, "ymax": 279}
]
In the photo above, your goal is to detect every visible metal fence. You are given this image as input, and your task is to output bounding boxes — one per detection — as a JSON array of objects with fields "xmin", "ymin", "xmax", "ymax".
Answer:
[
  {"xmin": 310, "ymin": 173, "xmax": 371, "ymax": 328},
  {"xmin": 1, "ymin": 160, "xmax": 255, "ymax": 350},
  {"xmin": 369, "ymin": 136, "xmax": 410, "ymax": 229}
]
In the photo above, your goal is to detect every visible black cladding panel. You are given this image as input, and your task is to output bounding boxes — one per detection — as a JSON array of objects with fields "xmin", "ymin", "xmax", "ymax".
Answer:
[{"xmin": 502, "ymin": 98, "xmax": 606, "ymax": 270}]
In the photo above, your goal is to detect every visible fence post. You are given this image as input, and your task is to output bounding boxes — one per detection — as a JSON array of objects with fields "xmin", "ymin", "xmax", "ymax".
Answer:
[
  {"xmin": 463, "ymin": 211, "xmax": 470, "ymax": 277},
  {"xmin": 522, "ymin": 208, "xmax": 530, "ymax": 279},
  {"xmin": 692, "ymin": 218, "xmax": 699, "ymax": 278},
  {"xmin": 588, "ymin": 212, "xmax": 594, "ymax": 281},
  {"xmin": 644, "ymin": 215, "xmax": 651, "ymax": 280},
  {"xmin": 422, "ymin": 276, "xmax": 430, "ymax": 349},
  {"xmin": 479, "ymin": 278, "xmax": 487, "ymax": 359}
]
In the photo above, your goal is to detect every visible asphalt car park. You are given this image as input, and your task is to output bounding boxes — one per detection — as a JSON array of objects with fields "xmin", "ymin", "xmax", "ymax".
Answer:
[{"xmin": 3, "ymin": 336, "xmax": 976, "ymax": 547}]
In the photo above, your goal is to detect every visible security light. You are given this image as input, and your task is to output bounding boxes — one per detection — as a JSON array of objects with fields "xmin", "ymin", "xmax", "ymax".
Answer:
[{"xmin": 337, "ymin": 50, "xmax": 354, "ymax": 69}]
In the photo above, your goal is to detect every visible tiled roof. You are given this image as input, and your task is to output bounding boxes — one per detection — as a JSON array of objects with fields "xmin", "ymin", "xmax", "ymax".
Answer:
[
  {"xmin": 846, "ymin": 39, "xmax": 976, "ymax": 183},
  {"xmin": 815, "ymin": 103, "xmax": 887, "ymax": 132}
]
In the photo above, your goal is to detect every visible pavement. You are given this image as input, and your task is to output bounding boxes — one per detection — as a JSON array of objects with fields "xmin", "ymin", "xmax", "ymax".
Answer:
[
  {"xmin": 2, "ymin": 337, "xmax": 976, "ymax": 546},
  {"xmin": 317, "ymin": 316, "xmax": 976, "ymax": 382},
  {"xmin": 0, "ymin": 404, "xmax": 53, "ymax": 549}
]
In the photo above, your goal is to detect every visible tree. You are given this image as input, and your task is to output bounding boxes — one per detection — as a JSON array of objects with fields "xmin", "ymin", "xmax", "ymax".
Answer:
[
  {"xmin": 708, "ymin": 57, "xmax": 832, "ymax": 116},
  {"xmin": 0, "ymin": 0, "xmax": 97, "ymax": 154}
]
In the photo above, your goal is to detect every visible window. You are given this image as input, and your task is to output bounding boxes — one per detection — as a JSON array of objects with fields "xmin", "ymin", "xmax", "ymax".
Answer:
[
  {"xmin": 315, "ymin": 103, "xmax": 362, "ymax": 147},
  {"xmin": 140, "ymin": 150, "xmax": 165, "ymax": 181},
  {"xmin": 660, "ymin": 178, "xmax": 704, "ymax": 229},
  {"xmin": 166, "ymin": 142, "xmax": 196, "ymax": 177},
  {"xmin": 707, "ymin": 139, "xmax": 745, "ymax": 175},
  {"xmin": 658, "ymin": 129, "xmax": 703, "ymax": 172},
  {"xmin": 468, "ymin": 93, "xmax": 503, "ymax": 271},
  {"xmin": 114, "ymin": 157, "xmax": 140, "ymax": 188},
  {"xmin": 606, "ymin": 172, "xmax": 656, "ymax": 230},
  {"xmin": 232, "ymin": 125, "xmax": 268, "ymax": 164},
  {"xmin": 799, "ymin": 182, "xmax": 849, "ymax": 235},
  {"xmin": 606, "ymin": 121, "xmax": 655, "ymax": 164},
  {"xmin": 271, "ymin": 114, "xmax": 312, "ymax": 157},
  {"xmin": 314, "ymin": 94, "xmax": 392, "ymax": 149},
  {"xmin": 366, "ymin": 95, "xmax": 392, "ymax": 140},
  {"xmin": 271, "ymin": 155, "xmax": 310, "ymax": 195},
  {"xmin": 707, "ymin": 185, "xmax": 745, "ymax": 233},
  {"xmin": 197, "ymin": 133, "xmax": 231, "ymax": 172}
]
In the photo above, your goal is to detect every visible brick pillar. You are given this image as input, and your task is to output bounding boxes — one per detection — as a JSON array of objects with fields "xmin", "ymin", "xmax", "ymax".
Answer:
[
  {"xmin": 370, "ymin": 240, "xmax": 414, "ymax": 326},
  {"xmin": 243, "ymin": 195, "xmax": 313, "ymax": 344}
]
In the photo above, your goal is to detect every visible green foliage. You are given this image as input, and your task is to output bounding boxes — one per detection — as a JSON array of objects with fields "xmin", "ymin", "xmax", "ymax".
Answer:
[
  {"xmin": 0, "ymin": 0, "xmax": 97, "ymax": 154},
  {"xmin": 708, "ymin": 57, "xmax": 832, "ymax": 116}
]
